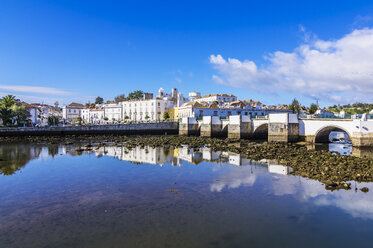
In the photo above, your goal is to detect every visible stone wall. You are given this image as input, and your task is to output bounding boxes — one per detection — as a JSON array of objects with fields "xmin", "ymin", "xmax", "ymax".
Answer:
[{"xmin": 0, "ymin": 122, "xmax": 179, "ymax": 137}]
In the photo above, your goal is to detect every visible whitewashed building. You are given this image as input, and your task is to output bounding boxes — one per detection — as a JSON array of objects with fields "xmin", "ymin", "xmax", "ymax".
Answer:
[
  {"xmin": 103, "ymin": 103, "xmax": 122, "ymax": 123},
  {"xmin": 121, "ymin": 98, "xmax": 174, "ymax": 122},
  {"xmin": 21, "ymin": 102, "xmax": 38, "ymax": 125},
  {"xmin": 30, "ymin": 103, "xmax": 62, "ymax": 124},
  {"xmin": 178, "ymin": 101, "xmax": 291, "ymax": 119},
  {"xmin": 188, "ymin": 91, "xmax": 201, "ymax": 101},
  {"xmin": 81, "ymin": 107, "xmax": 105, "ymax": 124},
  {"xmin": 62, "ymin": 103, "xmax": 85, "ymax": 122},
  {"xmin": 194, "ymin": 94, "xmax": 237, "ymax": 104}
]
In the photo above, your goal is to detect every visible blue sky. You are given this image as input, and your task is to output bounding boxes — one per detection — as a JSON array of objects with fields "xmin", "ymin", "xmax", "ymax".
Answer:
[{"xmin": 1, "ymin": 0, "xmax": 373, "ymax": 107}]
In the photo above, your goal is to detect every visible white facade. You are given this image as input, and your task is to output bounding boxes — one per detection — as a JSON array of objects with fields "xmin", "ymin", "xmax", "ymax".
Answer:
[
  {"xmin": 189, "ymin": 92, "xmax": 201, "ymax": 101},
  {"xmin": 20, "ymin": 102, "xmax": 39, "ymax": 125},
  {"xmin": 194, "ymin": 94, "xmax": 237, "ymax": 104},
  {"xmin": 103, "ymin": 103, "xmax": 122, "ymax": 122},
  {"xmin": 178, "ymin": 105, "xmax": 275, "ymax": 119},
  {"xmin": 28, "ymin": 108, "xmax": 38, "ymax": 124},
  {"xmin": 81, "ymin": 107, "xmax": 105, "ymax": 124},
  {"xmin": 62, "ymin": 103, "xmax": 85, "ymax": 122},
  {"xmin": 121, "ymin": 98, "xmax": 174, "ymax": 122}
]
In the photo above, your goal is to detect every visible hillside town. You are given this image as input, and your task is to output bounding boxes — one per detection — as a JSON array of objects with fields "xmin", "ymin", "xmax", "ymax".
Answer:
[{"xmin": 0, "ymin": 87, "xmax": 371, "ymax": 126}]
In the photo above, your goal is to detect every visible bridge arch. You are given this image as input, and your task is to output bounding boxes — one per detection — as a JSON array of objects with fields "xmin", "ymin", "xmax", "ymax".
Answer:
[
  {"xmin": 314, "ymin": 125, "xmax": 352, "ymax": 143},
  {"xmin": 253, "ymin": 123, "xmax": 268, "ymax": 139}
]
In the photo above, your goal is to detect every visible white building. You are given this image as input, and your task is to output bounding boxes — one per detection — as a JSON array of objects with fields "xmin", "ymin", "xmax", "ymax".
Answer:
[
  {"xmin": 178, "ymin": 101, "xmax": 290, "ymax": 119},
  {"xmin": 30, "ymin": 103, "xmax": 62, "ymax": 124},
  {"xmin": 81, "ymin": 107, "xmax": 105, "ymax": 124},
  {"xmin": 189, "ymin": 91, "xmax": 201, "ymax": 102},
  {"xmin": 194, "ymin": 94, "xmax": 237, "ymax": 104},
  {"xmin": 21, "ymin": 102, "xmax": 38, "ymax": 125},
  {"xmin": 121, "ymin": 98, "xmax": 174, "ymax": 122},
  {"xmin": 176, "ymin": 92, "xmax": 184, "ymax": 107},
  {"xmin": 178, "ymin": 103, "xmax": 266, "ymax": 119},
  {"xmin": 62, "ymin": 103, "xmax": 85, "ymax": 122},
  {"xmin": 103, "ymin": 103, "xmax": 122, "ymax": 123}
]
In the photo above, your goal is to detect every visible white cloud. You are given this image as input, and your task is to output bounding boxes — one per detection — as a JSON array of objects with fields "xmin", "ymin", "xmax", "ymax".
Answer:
[
  {"xmin": 0, "ymin": 85, "xmax": 94, "ymax": 105},
  {"xmin": 210, "ymin": 28, "xmax": 373, "ymax": 103},
  {"xmin": 0, "ymin": 85, "xmax": 72, "ymax": 96}
]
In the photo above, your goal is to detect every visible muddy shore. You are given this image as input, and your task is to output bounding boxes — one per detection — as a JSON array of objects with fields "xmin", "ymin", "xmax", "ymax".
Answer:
[{"xmin": 1, "ymin": 134, "xmax": 372, "ymax": 191}]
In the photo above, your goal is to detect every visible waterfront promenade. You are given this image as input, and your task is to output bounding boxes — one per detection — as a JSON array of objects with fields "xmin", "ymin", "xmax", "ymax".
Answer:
[{"xmin": 0, "ymin": 122, "xmax": 179, "ymax": 136}]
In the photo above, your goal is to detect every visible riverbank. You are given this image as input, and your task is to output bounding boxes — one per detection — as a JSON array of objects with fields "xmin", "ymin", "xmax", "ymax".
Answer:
[
  {"xmin": 1, "ymin": 134, "xmax": 372, "ymax": 191},
  {"xmin": 0, "ymin": 122, "xmax": 178, "ymax": 137}
]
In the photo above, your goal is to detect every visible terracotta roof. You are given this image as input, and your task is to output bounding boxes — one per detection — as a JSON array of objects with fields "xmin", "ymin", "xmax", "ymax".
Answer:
[
  {"xmin": 201, "ymin": 94, "xmax": 237, "ymax": 98},
  {"xmin": 20, "ymin": 102, "xmax": 37, "ymax": 109},
  {"xmin": 185, "ymin": 101, "xmax": 204, "ymax": 107},
  {"xmin": 68, "ymin": 103, "xmax": 85, "ymax": 107}
]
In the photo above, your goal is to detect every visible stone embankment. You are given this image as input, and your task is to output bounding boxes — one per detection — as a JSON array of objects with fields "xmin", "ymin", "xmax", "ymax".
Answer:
[{"xmin": 0, "ymin": 122, "xmax": 179, "ymax": 136}]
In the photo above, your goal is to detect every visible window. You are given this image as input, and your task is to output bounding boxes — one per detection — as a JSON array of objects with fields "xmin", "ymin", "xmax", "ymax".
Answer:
[
  {"xmin": 244, "ymin": 112, "xmax": 248, "ymax": 115},
  {"xmin": 228, "ymin": 111, "xmax": 231, "ymax": 116},
  {"xmin": 199, "ymin": 110, "xmax": 203, "ymax": 116},
  {"xmin": 213, "ymin": 111, "xmax": 218, "ymax": 116}
]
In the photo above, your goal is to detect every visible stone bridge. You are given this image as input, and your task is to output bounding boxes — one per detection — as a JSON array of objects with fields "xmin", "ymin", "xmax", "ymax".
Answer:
[{"xmin": 179, "ymin": 113, "xmax": 373, "ymax": 147}]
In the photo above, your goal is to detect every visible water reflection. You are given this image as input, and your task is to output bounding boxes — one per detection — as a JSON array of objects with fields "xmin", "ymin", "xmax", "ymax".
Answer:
[
  {"xmin": 210, "ymin": 158, "xmax": 373, "ymax": 220},
  {"xmin": 69, "ymin": 144, "xmax": 373, "ymax": 220},
  {"xmin": 2, "ymin": 141, "xmax": 373, "ymax": 247},
  {"xmin": 0, "ymin": 143, "xmax": 42, "ymax": 175}
]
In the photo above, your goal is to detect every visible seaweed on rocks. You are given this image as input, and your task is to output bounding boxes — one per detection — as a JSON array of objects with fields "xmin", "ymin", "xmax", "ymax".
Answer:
[{"xmin": 2, "ymin": 134, "xmax": 373, "ymax": 191}]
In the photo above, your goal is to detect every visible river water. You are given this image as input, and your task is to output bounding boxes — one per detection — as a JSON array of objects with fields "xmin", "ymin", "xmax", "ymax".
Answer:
[{"xmin": 1, "ymin": 141, "xmax": 373, "ymax": 248}]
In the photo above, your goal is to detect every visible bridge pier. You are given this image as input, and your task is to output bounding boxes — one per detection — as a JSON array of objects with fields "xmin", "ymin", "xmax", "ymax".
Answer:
[
  {"xmin": 351, "ymin": 136, "xmax": 373, "ymax": 147},
  {"xmin": 268, "ymin": 113, "xmax": 299, "ymax": 143},
  {"xmin": 200, "ymin": 116, "xmax": 222, "ymax": 137},
  {"xmin": 228, "ymin": 115, "xmax": 252, "ymax": 139},
  {"xmin": 179, "ymin": 117, "xmax": 199, "ymax": 136}
]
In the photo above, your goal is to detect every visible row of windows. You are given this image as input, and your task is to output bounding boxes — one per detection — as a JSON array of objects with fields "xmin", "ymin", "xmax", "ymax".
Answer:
[
  {"xmin": 123, "ymin": 102, "xmax": 161, "ymax": 107},
  {"xmin": 200, "ymin": 110, "xmax": 265, "ymax": 116}
]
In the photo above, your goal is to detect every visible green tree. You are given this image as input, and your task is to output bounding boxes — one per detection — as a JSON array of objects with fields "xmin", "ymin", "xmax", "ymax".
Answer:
[
  {"xmin": 85, "ymin": 102, "xmax": 95, "ymax": 107},
  {"xmin": 76, "ymin": 116, "xmax": 82, "ymax": 125},
  {"xmin": 309, "ymin": 103, "xmax": 318, "ymax": 114},
  {"xmin": 127, "ymin": 90, "xmax": 144, "ymax": 100},
  {"xmin": 11, "ymin": 105, "xmax": 29, "ymax": 126},
  {"xmin": 114, "ymin": 94, "xmax": 126, "ymax": 103},
  {"xmin": 163, "ymin": 112, "xmax": 170, "ymax": 120},
  {"xmin": 95, "ymin": 96, "xmax": 104, "ymax": 104},
  {"xmin": 48, "ymin": 115, "xmax": 59, "ymax": 126},
  {"xmin": 145, "ymin": 114, "xmax": 150, "ymax": 120},
  {"xmin": 0, "ymin": 95, "xmax": 19, "ymax": 125},
  {"xmin": 289, "ymin": 98, "xmax": 301, "ymax": 114}
]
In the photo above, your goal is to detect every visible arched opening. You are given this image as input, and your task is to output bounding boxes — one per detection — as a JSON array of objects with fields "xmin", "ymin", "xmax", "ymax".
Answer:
[
  {"xmin": 253, "ymin": 123, "xmax": 268, "ymax": 140},
  {"xmin": 314, "ymin": 126, "xmax": 351, "ymax": 144}
]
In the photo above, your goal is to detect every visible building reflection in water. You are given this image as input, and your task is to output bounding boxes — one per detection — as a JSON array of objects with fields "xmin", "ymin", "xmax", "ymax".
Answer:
[{"xmin": 2, "ymin": 142, "xmax": 373, "ymax": 220}]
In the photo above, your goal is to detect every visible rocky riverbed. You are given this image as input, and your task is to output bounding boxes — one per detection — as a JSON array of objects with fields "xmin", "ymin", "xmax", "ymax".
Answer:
[{"xmin": 1, "ymin": 134, "xmax": 373, "ymax": 191}]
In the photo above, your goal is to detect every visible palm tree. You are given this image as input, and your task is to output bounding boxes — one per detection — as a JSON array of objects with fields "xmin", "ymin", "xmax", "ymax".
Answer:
[
  {"xmin": 0, "ymin": 95, "xmax": 19, "ymax": 108},
  {"xmin": 0, "ymin": 95, "xmax": 19, "ymax": 125}
]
